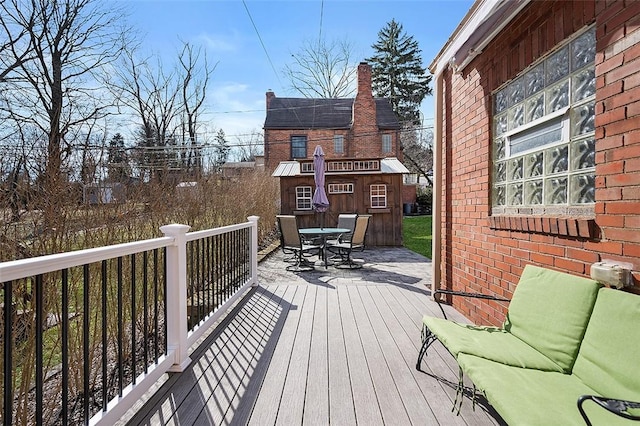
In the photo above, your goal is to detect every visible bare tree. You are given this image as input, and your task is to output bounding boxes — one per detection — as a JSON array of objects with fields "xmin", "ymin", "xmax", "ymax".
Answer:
[
  {"xmin": 113, "ymin": 47, "xmax": 182, "ymax": 181},
  {"xmin": 178, "ymin": 41, "xmax": 216, "ymax": 177},
  {"xmin": 284, "ymin": 37, "xmax": 358, "ymax": 98},
  {"xmin": 234, "ymin": 129, "xmax": 264, "ymax": 162},
  {"xmin": 401, "ymin": 124, "xmax": 433, "ymax": 185},
  {"xmin": 1, "ymin": 0, "xmax": 130, "ymax": 226},
  {"xmin": 0, "ymin": 0, "xmax": 37, "ymax": 82}
]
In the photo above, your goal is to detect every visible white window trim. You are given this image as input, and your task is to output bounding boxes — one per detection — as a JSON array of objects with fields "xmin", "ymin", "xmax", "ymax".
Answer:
[
  {"xmin": 382, "ymin": 134, "xmax": 392, "ymax": 153},
  {"xmin": 370, "ymin": 184, "xmax": 387, "ymax": 208},
  {"xmin": 503, "ymin": 106, "xmax": 570, "ymax": 158},
  {"xmin": 296, "ymin": 186, "xmax": 313, "ymax": 210}
]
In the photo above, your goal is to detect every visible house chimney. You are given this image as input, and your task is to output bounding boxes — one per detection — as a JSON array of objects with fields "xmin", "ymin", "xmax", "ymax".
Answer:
[
  {"xmin": 266, "ymin": 90, "xmax": 275, "ymax": 109},
  {"xmin": 356, "ymin": 62, "xmax": 373, "ymax": 99},
  {"xmin": 352, "ymin": 62, "xmax": 377, "ymax": 152}
]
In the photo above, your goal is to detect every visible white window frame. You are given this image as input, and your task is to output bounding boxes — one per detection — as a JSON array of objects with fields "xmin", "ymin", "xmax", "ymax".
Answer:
[
  {"xmin": 328, "ymin": 183, "xmax": 354, "ymax": 194},
  {"xmin": 296, "ymin": 186, "xmax": 312, "ymax": 210},
  {"xmin": 334, "ymin": 135, "xmax": 344, "ymax": 154},
  {"xmin": 370, "ymin": 184, "xmax": 387, "ymax": 208},
  {"xmin": 382, "ymin": 134, "xmax": 392, "ymax": 153}
]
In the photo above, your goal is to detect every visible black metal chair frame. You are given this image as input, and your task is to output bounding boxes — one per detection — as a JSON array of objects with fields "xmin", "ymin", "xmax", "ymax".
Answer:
[
  {"xmin": 277, "ymin": 215, "xmax": 321, "ymax": 272},
  {"xmin": 326, "ymin": 215, "xmax": 369, "ymax": 269}
]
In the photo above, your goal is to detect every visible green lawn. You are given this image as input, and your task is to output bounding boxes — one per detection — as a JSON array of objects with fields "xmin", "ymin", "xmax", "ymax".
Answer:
[{"xmin": 403, "ymin": 215, "xmax": 432, "ymax": 259}]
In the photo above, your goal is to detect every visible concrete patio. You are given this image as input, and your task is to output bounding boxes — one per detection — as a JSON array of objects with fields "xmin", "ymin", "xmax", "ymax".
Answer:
[{"xmin": 126, "ymin": 247, "xmax": 504, "ymax": 425}]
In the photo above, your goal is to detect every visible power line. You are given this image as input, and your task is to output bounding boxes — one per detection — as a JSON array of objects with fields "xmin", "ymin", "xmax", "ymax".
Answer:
[{"xmin": 241, "ymin": 0, "xmax": 284, "ymax": 91}]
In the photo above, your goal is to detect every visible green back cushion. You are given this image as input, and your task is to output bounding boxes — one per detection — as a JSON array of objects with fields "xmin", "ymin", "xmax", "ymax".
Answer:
[
  {"xmin": 573, "ymin": 288, "xmax": 640, "ymax": 401},
  {"xmin": 505, "ymin": 265, "xmax": 601, "ymax": 372}
]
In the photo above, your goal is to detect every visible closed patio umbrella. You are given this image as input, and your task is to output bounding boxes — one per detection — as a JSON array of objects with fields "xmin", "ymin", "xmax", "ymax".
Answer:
[{"xmin": 312, "ymin": 145, "xmax": 329, "ymax": 228}]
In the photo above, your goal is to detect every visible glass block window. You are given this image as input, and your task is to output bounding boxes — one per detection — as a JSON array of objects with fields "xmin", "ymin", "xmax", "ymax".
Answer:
[
  {"xmin": 370, "ymin": 184, "xmax": 387, "ymax": 208},
  {"xmin": 382, "ymin": 134, "xmax": 392, "ymax": 153},
  {"xmin": 296, "ymin": 186, "xmax": 312, "ymax": 210},
  {"xmin": 291, "ymin": 135, "xmax": 307, "ymax": 159},
  {"xmin": 492, "ymin": 26, "xmax": 595, "ymax": 214},
  {"xmin": 334, "ymin": 135, "xmax": 344, "ymax": 154},
  {"xmin": 328, "ymin": 183, "xmax": 354, "ymax": 194}
]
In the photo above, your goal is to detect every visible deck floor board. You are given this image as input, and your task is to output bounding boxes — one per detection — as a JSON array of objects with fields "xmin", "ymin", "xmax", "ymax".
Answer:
[{"xmin": 128, "ymin": 248, "xmax": 503, "ymax": 426}]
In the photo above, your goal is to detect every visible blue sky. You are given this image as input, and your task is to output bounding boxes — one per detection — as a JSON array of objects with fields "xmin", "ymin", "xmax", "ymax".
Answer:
[{"xmin": 123, "ymin": 0, "xmax": 473, "ymax": 145}]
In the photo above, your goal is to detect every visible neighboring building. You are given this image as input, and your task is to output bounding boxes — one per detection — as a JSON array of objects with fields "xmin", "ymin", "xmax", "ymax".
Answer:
[
  {"xmin": 221, "ymin": 156, "xmax": 265, "ymax": 179},
  {"xmin": 264, "ymin": 62, "xmax": 408, "ymax": 246},
  {"xmin": 430, "ymin": 0, "xmax": 640, "ymax": 325}
]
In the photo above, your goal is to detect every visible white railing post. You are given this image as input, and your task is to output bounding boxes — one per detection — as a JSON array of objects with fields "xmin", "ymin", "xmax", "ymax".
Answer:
[
  {"xmin": 160, "ymin": 223, "xmax": 192, "ymax": 372},
  {"xmin": 248, "ymin": 216, "xmax": 259, "ymax": 287}
]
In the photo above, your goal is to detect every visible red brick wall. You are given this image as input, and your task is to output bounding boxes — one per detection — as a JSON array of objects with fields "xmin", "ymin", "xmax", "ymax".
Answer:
[{"xmin": 439, "ymin": 0, "xmax": 640, "ymax": 325}]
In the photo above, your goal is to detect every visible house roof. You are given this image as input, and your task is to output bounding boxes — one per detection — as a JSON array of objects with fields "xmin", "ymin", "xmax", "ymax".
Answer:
[
  {"xmin": 271, "ymin": 157, "xmax": 409, "ymax": 177},
  {"xmin": 264, "ymin": 97, "xmax": 400, "ymax": 130}
]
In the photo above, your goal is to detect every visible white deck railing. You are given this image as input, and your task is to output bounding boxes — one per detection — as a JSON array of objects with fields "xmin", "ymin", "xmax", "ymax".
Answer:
[{"xmin": 0, "ymin": 216, "xmax": 259, "ymax": 426}]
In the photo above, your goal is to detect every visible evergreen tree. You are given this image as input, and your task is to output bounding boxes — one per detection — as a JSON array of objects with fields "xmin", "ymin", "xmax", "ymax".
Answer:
[
  {"xmin": 212, "ymin": 129, "xmax": 230, "ymax": 172},
  {"xmin": 107, "ymin": 133, "xmax": 130, "ymax": 182},
  {"xmin": 367, "ymin": 19, "xmax": 432, "ymax": 125}
]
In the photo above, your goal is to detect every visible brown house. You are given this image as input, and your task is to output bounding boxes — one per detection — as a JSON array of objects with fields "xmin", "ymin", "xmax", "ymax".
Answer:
[
  {"xmin": 431, "ymin": 0, "xmax": 640, "ymax": 325},
  {"xmin": 264, "ymin": 62, "xmax": 408, "ymax": 246}
]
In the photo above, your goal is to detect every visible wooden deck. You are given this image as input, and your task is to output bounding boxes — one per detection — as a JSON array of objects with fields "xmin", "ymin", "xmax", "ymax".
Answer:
[{"xmin": 127, "ymin": 248, "xmax": 503, "ymax": 425}]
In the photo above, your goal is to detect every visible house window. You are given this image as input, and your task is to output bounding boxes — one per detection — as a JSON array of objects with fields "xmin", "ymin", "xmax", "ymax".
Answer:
[
  {"xmin": 492, "ymin": 26, "xmax": 595, "ymax": 215},
  {"xmin": 382, "ymin": 134, "xmax": 392, "ymax": 153},
  {"xmin": 291, "ymin": 136, "xmax": 307, "ymax": 159},
  {"xmin": 301, "ymin": 162, "xmax": 314, "ymax": 173},
  {"xmin": 296, "ymin": 186, "xmax": 312, "ymax": 210},
  {"xmin": 334, "ymin": 135, "xmax": 344, "ymax": 154},
  {"xmin": 370, "ymin": 184, "xmax": 387, "ymax": 208},
  {"xmin": 328, "ymin": 183, "xmax": 354, "ymax": 194}
]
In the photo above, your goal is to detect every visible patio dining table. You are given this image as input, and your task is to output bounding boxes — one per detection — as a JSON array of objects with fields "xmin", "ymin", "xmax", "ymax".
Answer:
[{"xmin": 298, "ymin": 227, "xmax": 351, "ymax": 268}]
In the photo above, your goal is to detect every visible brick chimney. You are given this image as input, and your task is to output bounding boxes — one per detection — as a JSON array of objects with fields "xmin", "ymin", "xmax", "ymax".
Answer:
[
  {"xmin": 352, "ymin": 62, "xmax": 377, "ymax": 155},
  {"xmin": 266, "ymin": 90, "xmax": 275, "ymax": 109}
]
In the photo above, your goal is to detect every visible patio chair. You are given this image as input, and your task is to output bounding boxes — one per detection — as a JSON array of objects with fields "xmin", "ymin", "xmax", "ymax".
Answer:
[
  {"xmin": 326, "ymin": 214, "xmax": 370, "ymax": 269},
  {"xmin": 326, "ymin": 213, "xmax": 357, "ymax": 246},
  {"xmin": 277, "ymin": 215, "xmax": 321, "ymax": 272}
]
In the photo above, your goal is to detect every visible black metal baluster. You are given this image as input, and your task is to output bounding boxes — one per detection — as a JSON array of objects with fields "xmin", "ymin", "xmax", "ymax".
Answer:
[
  {"xmin": 83, "ymin": 265, "xmax": 90, "ymax": 423},
  {"xmin": 35, "ymin": 274, "xmax": 43, "ymax": 424},
  {"xmin": 3, "ymin": 280, "xmax": 12, "ymax": 425},
  {"xmin": 153, "ymin": 249, "xmax": 159, "ymax": 361},
  {"xmin": 117, "ymin": 257, "xmax": 123, "ymax": 396},
  {"xmin": 143, "ymin": 252, "xmax": 149, "ymax": 372},
  {"xmin": 61, "ymin": 269, "xmax": 69, "ymax": 423},
  {"xmin": 131, "ymin": 253, "xmax": 136, "ymax": 384},
  {"xmin": 101, "ymin": 260, "xmax": 108, "ymax": 412},
  {"xmin": 163, "ymin": 248, "xmax": 168, "ymax": 355}
]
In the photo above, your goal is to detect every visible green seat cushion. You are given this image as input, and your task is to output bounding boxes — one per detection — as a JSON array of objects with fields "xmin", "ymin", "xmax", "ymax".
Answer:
[
  {"xmin": 505, "ymin": 265, "xmax": 601, "ymax": 372},
  {"xmin": 423, "ymin": 316, "xmax": 564, "ymax": 372},
  {"xmin": 572, "ymin": 288, "xmax": 640, "ymax": 402},
  {"xmin": 458, "ymin": 354, "xmax": 634, "ymax": 426}
]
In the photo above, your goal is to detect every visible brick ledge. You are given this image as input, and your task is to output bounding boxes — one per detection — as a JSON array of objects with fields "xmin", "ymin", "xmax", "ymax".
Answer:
[{"xmin": 489, "ymin": 216, "xmax": 599, "ymax": 239}]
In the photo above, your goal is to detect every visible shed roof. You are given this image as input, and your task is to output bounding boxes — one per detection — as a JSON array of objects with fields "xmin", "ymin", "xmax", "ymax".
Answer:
[{"xmin": 264, "ymin": 98, "xmax": 400, "ymax": 130}]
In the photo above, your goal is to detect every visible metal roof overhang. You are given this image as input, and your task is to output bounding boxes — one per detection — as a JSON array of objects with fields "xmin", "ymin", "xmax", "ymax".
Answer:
[{"xmin": 429, "ymin": 0, "xmax": 532, "ymax": 75}]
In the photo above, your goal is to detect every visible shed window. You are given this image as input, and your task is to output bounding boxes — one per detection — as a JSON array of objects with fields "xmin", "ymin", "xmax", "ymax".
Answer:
[
  {"xmin": 370, "ymin": 184, "xmax": 387, "ymax": 208},
  {"xmin": 492, "ymin": 26, "xmax": 595, "ymax": 215},
  {"xmin": 329, "ymin": 183, "xmax": 354, "ymax": 194},
  {"xmin": 296, "ymin": 186, "xmax": 312, "ymax": 210},
  {"xmin": 291, "ymin": 136, "xmax": 307, "ymax": 159}
]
